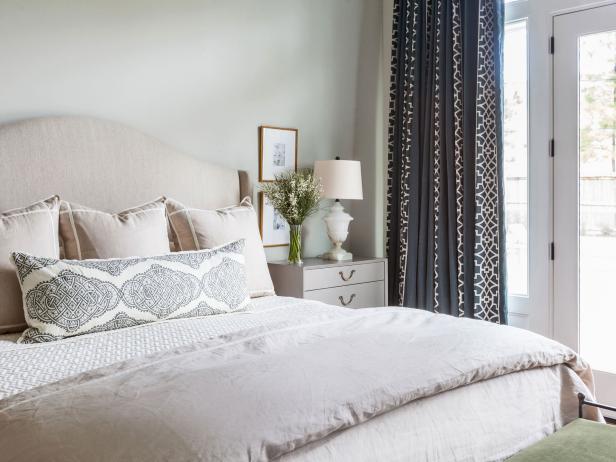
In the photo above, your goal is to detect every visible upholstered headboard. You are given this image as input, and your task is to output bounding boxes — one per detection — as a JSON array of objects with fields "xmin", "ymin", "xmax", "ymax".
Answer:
[{"xmin": 0, "ymin": 116, "xmax": 251, "ymax": 211}]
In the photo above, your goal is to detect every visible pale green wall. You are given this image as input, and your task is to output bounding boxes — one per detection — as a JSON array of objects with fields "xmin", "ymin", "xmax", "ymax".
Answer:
[{"xmin": 0, "ymin": 0, "xmax": 383, "ymax": 261}]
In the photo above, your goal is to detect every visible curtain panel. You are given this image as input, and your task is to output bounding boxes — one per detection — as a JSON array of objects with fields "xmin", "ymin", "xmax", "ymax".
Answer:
[{"xmin": 386, "ymin": 0, "xmax": 507, "ymax": 323}]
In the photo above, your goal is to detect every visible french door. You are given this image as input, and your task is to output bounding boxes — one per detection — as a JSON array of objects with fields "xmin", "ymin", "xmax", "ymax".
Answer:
[{"xmin": 554, "ymin": 3, "xmax": 616, "ymax": 408}]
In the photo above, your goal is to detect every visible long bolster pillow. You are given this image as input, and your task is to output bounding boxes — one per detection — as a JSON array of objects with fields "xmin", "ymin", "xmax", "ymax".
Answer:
[{"xmin": 11, "ymin": 240, "xmax": 250, "ymax": 344}]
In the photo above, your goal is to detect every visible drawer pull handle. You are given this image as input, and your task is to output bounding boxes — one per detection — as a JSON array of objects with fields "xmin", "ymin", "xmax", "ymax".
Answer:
[
  {"xmin": 338, "ymin": 269, "xmax": 356, "ymax": 282},
  {"xmin": 338, "ymin": 294, "xmax": 356, "ymax": 306}
]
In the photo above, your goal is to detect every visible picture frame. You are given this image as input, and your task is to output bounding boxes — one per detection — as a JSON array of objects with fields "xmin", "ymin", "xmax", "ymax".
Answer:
[
  {"xmin": 259, "ymin": 192, "xmax": 290, "ymax": 247},
  {"xmin": 259, "ymin": 125, "xmax": 298, "ymax": 182}
]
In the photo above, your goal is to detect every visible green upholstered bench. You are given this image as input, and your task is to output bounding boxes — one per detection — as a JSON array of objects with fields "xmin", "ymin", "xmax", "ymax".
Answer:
[{"xmin": 508, "ymin": 419, "xmax": 616, "ymax": 461}]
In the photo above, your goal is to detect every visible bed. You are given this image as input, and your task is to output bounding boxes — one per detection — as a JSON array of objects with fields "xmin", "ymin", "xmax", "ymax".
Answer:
[{"xmin": 0, "ymin": 117, "xmax": 601, "ymax": 461}]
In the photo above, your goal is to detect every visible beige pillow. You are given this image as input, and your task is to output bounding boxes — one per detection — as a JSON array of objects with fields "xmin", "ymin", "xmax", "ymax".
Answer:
[
  {"xmin": 0, "ymin": 197, "xmax": 60, "ymax": 333},
  {"xmin": 59, "ymin": 198, "xmax": 170, "ymax": 259},
  {"xmin": 166, "ymin": 198, "xmax": 275, "ymax": 297}
]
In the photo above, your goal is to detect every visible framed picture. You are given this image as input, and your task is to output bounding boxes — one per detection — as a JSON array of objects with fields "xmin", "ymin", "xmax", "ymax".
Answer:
[
  {"xmin": 259, "ymin": 193, "xmax": 289, "ymax": 247},
  {"xmin": 259, "ymin": 125, "xmax": 298, "ymax": 182}
]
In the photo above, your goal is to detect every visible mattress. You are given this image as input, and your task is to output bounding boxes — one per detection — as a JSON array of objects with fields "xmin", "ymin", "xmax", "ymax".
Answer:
[{"xmin": 0, "ymin": 297, "xmax": 597, "ymax": 461}]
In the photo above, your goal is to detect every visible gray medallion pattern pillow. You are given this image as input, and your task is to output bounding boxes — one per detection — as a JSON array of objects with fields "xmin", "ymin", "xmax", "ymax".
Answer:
[{"xmin": 12, "ymin": 240, "xmax": 250, "ymax": 344}]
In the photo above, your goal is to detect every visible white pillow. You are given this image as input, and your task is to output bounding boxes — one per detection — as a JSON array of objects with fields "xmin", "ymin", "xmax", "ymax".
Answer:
[
  {"xmin": 12, "ymin": 240, "xmax": 250, "ymax": 343},
  {"xmin": 165, "ymin": 198, "xmax": 275, "ymax": 298}
]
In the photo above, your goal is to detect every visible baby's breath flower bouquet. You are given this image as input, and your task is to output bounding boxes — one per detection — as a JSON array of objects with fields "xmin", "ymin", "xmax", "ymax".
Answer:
[{"xmin": 260, "ymin": 169, "xmax": 322, "ymax": 264}]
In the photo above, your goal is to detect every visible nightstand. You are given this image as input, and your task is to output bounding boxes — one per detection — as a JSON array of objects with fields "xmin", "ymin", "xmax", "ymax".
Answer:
[{"xmin": 268, "ymin": 257, "xmax": 388, "ymax": 308}]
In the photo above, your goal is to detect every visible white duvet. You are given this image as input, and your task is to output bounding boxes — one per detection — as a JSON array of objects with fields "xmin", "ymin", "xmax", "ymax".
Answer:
[
  {"xmin": 0, "ymin": 297, "xmax": 598, "ymax": 461},
  {"xmin": 0, "ymin": 296, "xmax": 305, "ymax": 398}
]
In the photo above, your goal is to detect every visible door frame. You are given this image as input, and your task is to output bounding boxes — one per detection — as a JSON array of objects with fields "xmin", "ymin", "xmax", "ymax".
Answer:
[
  {"xmin": 503, "ymin": 0, "xmax": 616, "ymax": 412},
  {"xmin": 504, "ymin": 1, "xmax": 548, "ymax": 334},
  {"xmin": 551, "ymin": 1, "xmax": 616, "ymax": 409},
  {"xmin": 552, "ymin": 0, "xmax": 616, "ymax": 352},
  {"xmin": 503, "ymin": 0, "xmax": 616, "ymax": 339}
]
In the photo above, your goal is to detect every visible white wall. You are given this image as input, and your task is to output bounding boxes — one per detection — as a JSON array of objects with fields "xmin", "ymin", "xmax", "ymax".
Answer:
[
  {"xmin": 0, "ymin": 0, "xmax": 382, "ymax": 261},
  {"xmin": 345, "ymin": 0, "xmax": 390, "ymax": 261},
  {"xmin": 348, "ymin": 0, "xmax": 386, "ymax": 259}
]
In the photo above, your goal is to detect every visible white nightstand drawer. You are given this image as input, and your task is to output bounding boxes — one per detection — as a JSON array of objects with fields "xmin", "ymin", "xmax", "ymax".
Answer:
[
  {"xmin": 304, "ymin": 281, "xmax": 385, "ymax": 309},
  {"xmin": 303, "ymin": 262, "xmax": 384, "ymax": 291}
]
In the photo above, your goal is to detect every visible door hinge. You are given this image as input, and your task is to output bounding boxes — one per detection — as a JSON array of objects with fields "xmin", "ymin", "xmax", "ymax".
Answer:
[
  {"xmin": 550, "ymin": 139, "xmax": 555, "ymax": 158},
  {"xmin": 550, "ymin": 36, "xmax": 555, "ymax": 54},
  {"xmin": 550, "ymin": 242, "xmax": 555, "ymax": 261}
]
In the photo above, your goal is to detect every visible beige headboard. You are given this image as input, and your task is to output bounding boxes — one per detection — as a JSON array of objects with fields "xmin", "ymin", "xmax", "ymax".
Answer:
[{"xmin": 0, "ymin": 116, "xmax": 251, "ymax": 211}]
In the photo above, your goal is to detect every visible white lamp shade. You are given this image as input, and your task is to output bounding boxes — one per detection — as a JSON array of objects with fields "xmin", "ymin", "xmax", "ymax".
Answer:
[{"xmin": 314, "ymin": 160, "xmax": 363, "ymax": 200}]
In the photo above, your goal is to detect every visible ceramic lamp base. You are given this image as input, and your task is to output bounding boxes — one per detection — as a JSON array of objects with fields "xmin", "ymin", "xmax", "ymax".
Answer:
[
  {"xmin": 321, "ymin": 201, "xmax": 353, "ymax": 261},
  {"xmin": 322, "ymin": 242, "xmax": 353, "ymax": 261}
]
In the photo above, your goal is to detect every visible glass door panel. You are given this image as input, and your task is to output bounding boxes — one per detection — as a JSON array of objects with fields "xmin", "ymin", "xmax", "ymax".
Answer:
[
  {"xmin": 579, "ymin": 31, "xmax": 616, "ymax": 375},
  {"xmin": 504, "ymin": 19, "xmax": 529, "ymax": 297}
]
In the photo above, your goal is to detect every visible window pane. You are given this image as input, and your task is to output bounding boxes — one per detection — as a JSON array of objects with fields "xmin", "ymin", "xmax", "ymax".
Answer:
[
  {"xmin": 579, "ymin": 31, "xmax": 616, "ymax": 374},
  {"xmin": 504, "ymin": 19, "xmax": 529, "ymax": 296}
]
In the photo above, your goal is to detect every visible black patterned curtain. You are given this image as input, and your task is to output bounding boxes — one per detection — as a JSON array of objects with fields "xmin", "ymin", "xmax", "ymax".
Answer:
[{"xmin": 386, "ymin": 0, "xmax": 507, "ymax": 323}]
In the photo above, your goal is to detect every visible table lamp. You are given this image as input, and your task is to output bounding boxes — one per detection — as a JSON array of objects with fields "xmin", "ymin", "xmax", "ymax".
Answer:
[{"xmin": 313, "ymin": 158, "xmax": 363, "ymax": 261}]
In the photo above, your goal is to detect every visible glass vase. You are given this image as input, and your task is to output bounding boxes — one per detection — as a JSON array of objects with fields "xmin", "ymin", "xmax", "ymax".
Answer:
[{"xmin": 288, "ymin": 224, "xmax": 303, "ymax": 265}]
